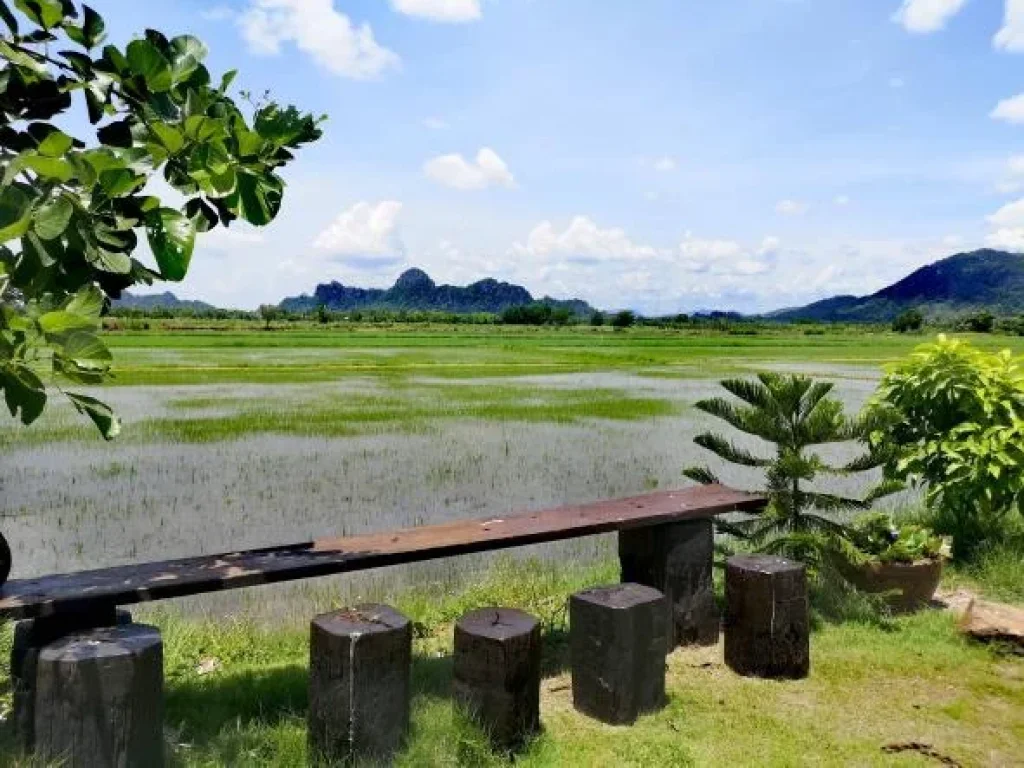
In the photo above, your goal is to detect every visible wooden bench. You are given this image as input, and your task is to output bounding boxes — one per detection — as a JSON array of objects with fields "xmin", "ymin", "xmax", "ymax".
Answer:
[
  {"xmin": 2, "ymin": 484, "xmax": 764, "ymax": 765},
  {"xmin": 0, "ymin": 483, "xmax": 763, "ymax": 622}
]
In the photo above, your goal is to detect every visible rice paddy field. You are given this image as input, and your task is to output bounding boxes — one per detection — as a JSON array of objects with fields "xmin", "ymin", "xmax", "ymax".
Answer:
[{"xmin": 2, "ymin": 324, "xmax": 1023, "ymax": 766}]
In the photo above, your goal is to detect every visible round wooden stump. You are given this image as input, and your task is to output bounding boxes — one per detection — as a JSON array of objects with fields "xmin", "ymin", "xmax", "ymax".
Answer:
[
  {"xmin": 569, "ymin": 583, "xmax": 668, "ymax": 725},
  {"xmin": 34, "ymin": 623, "xmax": 164, "ymax": 768},
  {"xmin": 12, "ymin": 608, "xmax": 132, "ymax": 753},
  {"xmin": 725, "ymin": 554, "xmax": 809, "ymax": 679},
  {"xmin": 308, "ymin": 604, "xmax": 411, "ymax": 765},
  {"xmin": 453, "ymin": 607, "xmax": 541, "ymax": 751}
]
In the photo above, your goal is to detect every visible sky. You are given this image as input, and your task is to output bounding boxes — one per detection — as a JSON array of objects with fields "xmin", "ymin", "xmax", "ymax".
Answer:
[{"xmin": 91, "ymin": 0, "xmax": 1024, "ymax": 313}]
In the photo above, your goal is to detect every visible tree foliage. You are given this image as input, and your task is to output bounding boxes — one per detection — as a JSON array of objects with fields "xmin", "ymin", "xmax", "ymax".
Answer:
[
  {"xmin": 867, "ymin": 336, "xmax": 1024, "ymax": 559},
  {"xmin": 891, "ymin": 308, "xmax": 924, "ymax": 333},
  {"xmin": 0, "ymin": 1, "xmax": 323, "ymax": 437},
  {"xmin": 684, "ymin": 372, "xmax": 898, "ymax": 568}
]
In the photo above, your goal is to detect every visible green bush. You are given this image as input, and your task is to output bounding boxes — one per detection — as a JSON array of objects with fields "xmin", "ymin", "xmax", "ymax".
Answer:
[
  {"xmin": 611, "ymin": 310, "xmax": 636, "ymax": 328},
  {"xmin": 955, "ymin": 311, "xmax": 995, "ymax": 333},
  {"xmin": 891, "ymin": 308, "xmax": 924, "ymax": 333},
  {"xmin": 868, "ymin": 336, "xmax": 1024, "ymax": 560}
]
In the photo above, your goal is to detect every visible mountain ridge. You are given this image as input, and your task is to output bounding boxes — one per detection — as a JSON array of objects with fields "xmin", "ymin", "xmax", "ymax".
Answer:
[
  {"xmin": 769, "ymin": 249, "xmax": 1024, "ymax": 322},
  {"xmin": 279, "ymin": 268, "xmax": 595, "ymax": 315}
]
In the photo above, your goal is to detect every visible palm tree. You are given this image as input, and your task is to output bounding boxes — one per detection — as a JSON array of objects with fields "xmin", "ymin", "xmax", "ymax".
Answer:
[{"xmin": 684, "ymin": 373, "xmax": 899, "ymax": 567}]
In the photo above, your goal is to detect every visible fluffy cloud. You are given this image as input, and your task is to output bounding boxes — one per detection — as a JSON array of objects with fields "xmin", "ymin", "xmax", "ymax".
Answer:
[
  {"xmin": 995, "ymin": 0, "xmax": 1024, "ymax": 52},
  {"xmin": 985, "ymin": 198, "xmax": 1024, "ymax": 252},
  {"xmin": 390, "ymin": 0, "xmax": 481, "ymax": 23},
  {"xmin": 424, "ymin": 148, "xmax": 515, "ymax": 190},
  {"xmin": 892, "ymin": 0, "xmax": 968, "ymax": 33},
  {"xmin": 834, "ymin": 195, "xmax": 851, "ymax": 206},
  {"xmin": 313, "ymin": 201, "xmax": 404, "ymax": 254},
  {"xmin": 238, "ymin": 0, "xmax": 399, "ymax": 79},
  {"xmin": 775, "ymin": 199, "xmax": 809, "ymax": 216},
  {"xmin": 996, "ymin": 155, "xmax": 1024, "ymax": 193},
  {"xmin": 514, "ymin": 216, "xmax": 658, "ymax": 262},
  {"xmin": 991, "ymin": 93, "xmax": 1024, "ymax": 124}
]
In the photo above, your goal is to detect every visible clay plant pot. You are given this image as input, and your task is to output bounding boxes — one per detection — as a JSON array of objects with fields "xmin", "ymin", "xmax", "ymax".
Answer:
[{"xmin": 846, "ymin": 558, "xmax": 943, "ymax": 612}]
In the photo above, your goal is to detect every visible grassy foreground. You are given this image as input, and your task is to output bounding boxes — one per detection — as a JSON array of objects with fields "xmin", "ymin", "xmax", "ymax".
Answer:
[{"xmin": 1, "ymin": 556, "xmax": 1020, "ymax": 767}]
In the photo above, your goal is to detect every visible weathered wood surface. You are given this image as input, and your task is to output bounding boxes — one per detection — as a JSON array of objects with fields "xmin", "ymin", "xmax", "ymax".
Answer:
[
  {"xmin": 34, "ymin": 623, "xmax": 164, "ymax": 768},
  {"xmin": 0, "ymin": 484, "xmax": 763, "ymax": 620},
  {"xmin": 308, "ymin": 604, "xmax": 412, "ymax": 764},
  {"xmin": 453, "ymin": 607, "xmax": 541, "ymax": 750}
]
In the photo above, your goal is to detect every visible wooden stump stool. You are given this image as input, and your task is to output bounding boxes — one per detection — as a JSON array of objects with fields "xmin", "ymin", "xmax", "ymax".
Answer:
[
  {"xmin": 725, "ymin": 555, "xmax": 809, "ymax": 679},
  {"xmin": 453, "ymin": 607, "xmax": 541, "ymax": 750},
  {"xmin": 34, "ymin": 623, "xmax": 164, "ymax": 768},
  {"xmin": 569, "ymin": 583, "xmax": 669, "ymax": 725},
  {"xmin": 12, "ymin": 607, "xmax": 132, "ymax": 752},
  {"xmin": 620, "ymin": 518, "xmax": 720, "ymax": 647},
  {"xmin": 308, "ymin": 604, "xmax": 412, "ymax": 765}
]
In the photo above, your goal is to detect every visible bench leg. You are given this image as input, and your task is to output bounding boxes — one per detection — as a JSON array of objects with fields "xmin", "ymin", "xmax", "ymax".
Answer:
[
  {"xmin": 619, "ymin": 519, "xmax": 719, "ymax": 648},
  {"xmin": 11, "ymin": 607, "xmax": 131, "ymax": 753}
]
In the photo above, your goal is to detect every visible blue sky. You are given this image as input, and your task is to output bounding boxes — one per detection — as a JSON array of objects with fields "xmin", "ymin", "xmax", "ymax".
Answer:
[{"xmin": 97, "ymin": 0, "xmax": 1024, "ymax": 312}]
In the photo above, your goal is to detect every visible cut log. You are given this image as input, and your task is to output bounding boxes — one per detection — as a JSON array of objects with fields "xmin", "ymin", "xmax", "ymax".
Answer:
[
  {"xmin": 33, "ymin": 623, "xmax": 164, "ymax": 768},
  {"xmin": 12, "ymin": 608, "xmax": 131, "ymax": 753},
  {"xmin": 619, "ymin": 519, "xmax": 719, "ymax": 647},
  {"xmin": 453, "ymin": 607, "xmax": 541, "ymax": 750},
  {"xmin": 570, "ymin": 583, "xmax": 669, "ymax": 724},
  {"xmin": 724, "ymin": 554, "xmax": 809, "ymax": 679},
  {"xmin": 308, "ymin": 604, "xmax": 412, "ymax": 765}
]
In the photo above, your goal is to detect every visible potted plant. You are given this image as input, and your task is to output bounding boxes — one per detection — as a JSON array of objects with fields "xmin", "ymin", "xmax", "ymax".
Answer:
[{"xmin": 846, "ymin": 512, "xmax": 950, "ymax": 611}]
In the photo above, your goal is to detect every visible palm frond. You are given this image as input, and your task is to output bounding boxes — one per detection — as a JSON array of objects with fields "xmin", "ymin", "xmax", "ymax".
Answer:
[
  {"xmin": 801, "ymin": 490, "xmax": 872, "ymax": 513},
  {"xmin": 719, "ymin": 378, "xmax": 773, "ymax": 409}
]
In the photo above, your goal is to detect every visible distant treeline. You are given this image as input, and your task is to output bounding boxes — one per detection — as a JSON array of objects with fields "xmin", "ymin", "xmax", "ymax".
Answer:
[{"xmin": 105, "ymin": 302, "xmax": 1024, "ymax": 335}]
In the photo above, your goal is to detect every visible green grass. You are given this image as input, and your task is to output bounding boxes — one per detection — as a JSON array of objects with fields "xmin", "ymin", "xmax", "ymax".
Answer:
[{"xmin": 1, "ymin": 556, "xmax": 1020, "ymax": 767}]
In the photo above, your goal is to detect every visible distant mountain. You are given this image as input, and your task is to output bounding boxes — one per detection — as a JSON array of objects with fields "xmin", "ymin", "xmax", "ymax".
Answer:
[
  {"xmin": 770, "ymin": 250, "xmax": 1024, "ymax": 322},
  {"xmin": 112, "ymin": 291, "xmax": 216, "ymax": 312},
  {"xmin": 279, "ymin": 268, "xmax": 595, "ymax": 315}
]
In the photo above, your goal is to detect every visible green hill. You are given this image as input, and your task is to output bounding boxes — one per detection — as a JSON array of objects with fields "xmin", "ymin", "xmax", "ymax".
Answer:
[{"xmin": 770, "ymin": 249, "xmax": 1024, "ymax": 322}]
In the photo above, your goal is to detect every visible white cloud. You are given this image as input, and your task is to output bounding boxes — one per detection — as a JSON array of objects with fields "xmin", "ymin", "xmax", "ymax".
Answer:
[
  {"xmin": 313, "ymin": 201, "xmax": 404, "ymax": 254},
  {"xmin": 991, "ymin": 93, "xmax": 1024, "ymax": 124},
  {"xmin": 985, "ymin": 198, "xmax": 1024, "ymax": 252},
  {"xmin": 422, "ymin": 117, "xmax": 449, "ymax": 130},
  {"xmin": 653, "ymin": 156, "xmax": 676, "ymax": 172},
  {"xmin": 892, "ymin": 0, "xmax": 968, "ymax": 33},
  {"xmin": 834, "ymin": 195, "xmax": 851, "ymax": 206},
  {"xmin": 201, "ymin": 5, "xmax": 235, "ymax": 21},
  {"xmin": 514, "ymin": 216, "xmax": 658, "ymax": 262},
  {"xmin": 775, "ymin": 199, "xmax": 809, "ymax": 216},
  {"xmin": 889, "ymin": 76, "xmax": 905, "ymax": 88},
  {"xmin": 424, "ymin": 148, "xmax": 515, "ymax": 190},
  {"xmin": 390, "ymin": 0, "xmax": 481, "ymax": 22},
  {"xmin": 238, "ymin": 0, "xmax": 399, "ymax": 79},
  {"xmin": 202, "ymin": 226, "xmax": 265, "ymax": 248},
  {"xmin": 758, "ymin": 236, "xmax": 782, "ymax": 256},
  {"xmin": 995, "ymin": 0, "xmax": 1024, "ymax": 52}
]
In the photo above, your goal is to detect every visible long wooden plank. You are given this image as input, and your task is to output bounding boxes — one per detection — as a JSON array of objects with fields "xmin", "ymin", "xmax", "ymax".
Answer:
[{"xmin": 0, "ymin": 484, "xmax": 763, "ymax": 619}]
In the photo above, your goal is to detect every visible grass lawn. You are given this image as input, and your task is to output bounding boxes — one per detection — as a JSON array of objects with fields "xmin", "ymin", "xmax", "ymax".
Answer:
[{"xmin": 2, "ymin": 556, "xmax": 1019, "ymax": 767}]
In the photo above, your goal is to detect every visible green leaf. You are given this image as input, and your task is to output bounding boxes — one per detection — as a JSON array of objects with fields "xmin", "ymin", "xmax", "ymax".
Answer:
[
  {"xmin": 0, "ymin": 362, "xmax": 46, "ymax": 425},
  {"xmin": 98, "ymin": 168, "xmax": 144, "ymax": 198},
  {"xmin": 63, "ymin": 284, "xmax": 105, "ymax": 318},
  {"xmin": 167, "ymin": 35, "xmax": 207, "ymax": 84},
  {"xmin": 148, "ymin": 122, "xmax": 184, "ymax": 153},
  {"xmin": 85, "ymin": 241, "xmax": 131, "ymax": 273},
  {"xmin": 55, "ymin": 330, "xmax": 111, "ymax": 372},
  {"xmin": 33, "ymin": 196, "xmax": 73, "ymax": 239},
  {"xmin": 0, "ymin": 186, "xmax": 33, "ymax": 244},
  {"xmin": 218, "ymin": 68, "xmax": 237, "ymax": 93},
  {"xmin": 226, "ymin": 171, "xmax": 282, "ymax": 226},
  {"xmin": 66, "ymin": 391, "xmax": 120, "ymax": 439},
  {"xmin": 36, "ymin": 128, "xmax": 73, "ymax": 157},
  {"xmin": 80, "ymin": 4, "xmax": 105, "ymax": 48},
  {"xmin": 0, "ymin": 1, "xmax": 19, "ymax": 34},
  {"xmin": 14, "ymin": 0, "xmax": 63, "ymax": 29},
  {"xmin": 38, "ymin": 309, "xmax": 96, "ymax": 335},
  {"xmin": 21, "ymin": 153, "xmax": 74, "ymax": 182},
  {"xmin": 125, "ymin": 39, "xmax": 173, "ymax": 92},
  {"xmin": 146, "ymin": 207, "xmax": 195, "ymax": 281}
]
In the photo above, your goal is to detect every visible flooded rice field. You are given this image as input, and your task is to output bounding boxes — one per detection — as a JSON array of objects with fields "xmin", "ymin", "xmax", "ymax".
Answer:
[{"xmin": 1, "ymin": 357, "xmax": 911, "ymax": 622}]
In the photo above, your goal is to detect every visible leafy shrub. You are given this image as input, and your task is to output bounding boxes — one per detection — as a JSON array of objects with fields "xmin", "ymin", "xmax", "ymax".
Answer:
[
  {"xmin": 851, "ymin": 512, "xmax": 948, "ymax": 563},
  {"xmin": 589, "ymin": 311, "xmax": 604, "ymax": 327},
  {"xmin": 868, "ymin": 336, "xmax": 1024, "ymax": 559},
  {"xmin": 611, "ymin": 310, "xmax": 636, "ymax": 328},
  {"xmin": 684, "ymin": 373, "xmax": 897, "ymax": 569},
  {"xmin": 892, "ymin": 308, "xmax": 924, "ymax": 333},
  {"xmin": 956, "ymin": 311, "xmax": 995, "ymax": 333}
]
